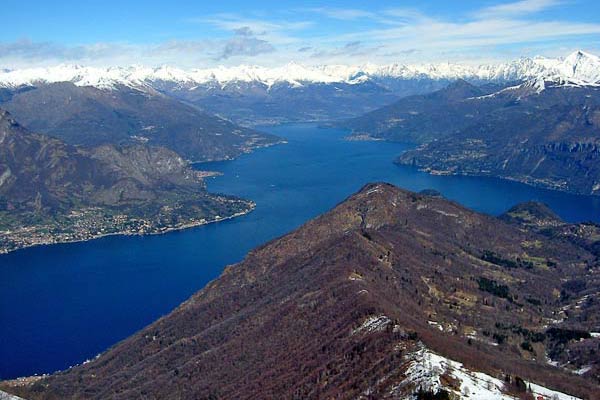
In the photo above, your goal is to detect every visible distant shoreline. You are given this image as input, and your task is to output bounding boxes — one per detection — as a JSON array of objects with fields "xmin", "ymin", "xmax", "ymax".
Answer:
[{"xmin": 0, "ymin": 206, "xmax": 255, "ymax": 257}]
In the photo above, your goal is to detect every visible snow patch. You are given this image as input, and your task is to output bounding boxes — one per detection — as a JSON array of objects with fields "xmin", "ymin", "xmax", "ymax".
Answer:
[
  {"xmin": 0, "ymin": 391, "xmax": 27, "ymax": 400},
  {"xmin": 427, "ymin": 321, "xmax": 444, "ymax": 331},
  {"xmin": 352, "ymin": 315, "xmax": 392, "ymax": 335},
  {"xmin": 466, "ymin": 332, "xmax": 499, "ymax": 347},
  {"xmin": 573, "ymin": 365, "xmax": 592, "ymax": 375},
  {"xmin": 392, "ymin": 344, "xmax": 582, "ymax": 400}
]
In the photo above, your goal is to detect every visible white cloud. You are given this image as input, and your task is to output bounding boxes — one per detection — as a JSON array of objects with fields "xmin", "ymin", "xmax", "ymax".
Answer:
[
  {"xmin": 191, "ymin": 13, "xmax": 312, "ymax": 46},
  {"xmin": 303, "ymin": 7, "xmax": 376, "ymax": 21},
  {"xmin": 1, "ymin": 2, "xmax": 598, "ymax": 68},
  {"xmin": 475, "ymin": 0, "xmax": 562, "ymax": 18},
  {"xmin": 217, "ymin": 27, "xmax": 275, "ymax": 60},
  {"xmin": 304, "ymin": 3, "xmax": 600, "ymax": 64}
]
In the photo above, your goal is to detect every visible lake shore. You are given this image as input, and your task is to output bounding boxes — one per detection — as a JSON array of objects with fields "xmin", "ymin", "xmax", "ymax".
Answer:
[
  {"xmin": 4, "ymin": 123, "xmax": 600, "ymax": 381},
  {"xmin": 0, "ymin": 205, "xmax": 255, "ymax": 256}
]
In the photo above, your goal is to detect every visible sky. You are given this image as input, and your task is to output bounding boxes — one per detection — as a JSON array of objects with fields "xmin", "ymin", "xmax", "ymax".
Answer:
[{"xmin": 2, "ymin": 0, "xmax": 600, "ymax": 68}]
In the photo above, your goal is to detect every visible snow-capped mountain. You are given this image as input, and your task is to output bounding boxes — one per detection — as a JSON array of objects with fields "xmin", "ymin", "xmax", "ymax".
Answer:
[
  {"xmin": 0, "ymin": 51, "xmax": 598, "ymax": 91},
  {"xmin": 1, "ymin": 50, "xmax": 598, "ymax": 127},
  {"xmin": 544, "ymin": 50, "xmax": 600, "ymax": 85}
]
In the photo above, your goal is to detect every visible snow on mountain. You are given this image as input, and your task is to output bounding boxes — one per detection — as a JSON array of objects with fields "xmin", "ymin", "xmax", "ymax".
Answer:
[
  {"xmin": 392, "ymin": 344, "xmax": 582, "ymax": 400},
  {"xmin": 0, "ymin": 390, "xmax": 27, "ymax": 400},
  {"xmin": 0, "ymin": 64, "xmax": 151, "ymax": 90},
  {"xmin": 549, "ymin": 50, "xmax": 600, "ymax": 85},
  {"xmin": 495, "ymin": 51, "xmax": 600, "ymax": 94},
  {"xmin": 0, "ymin": 51, "xmax": 597, "ymax": 91}
]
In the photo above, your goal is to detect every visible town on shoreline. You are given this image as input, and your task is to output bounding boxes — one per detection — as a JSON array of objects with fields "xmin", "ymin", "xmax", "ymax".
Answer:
[{"xmin": 0, "ymin": 205, "xmax": 255, "ymax": 255}]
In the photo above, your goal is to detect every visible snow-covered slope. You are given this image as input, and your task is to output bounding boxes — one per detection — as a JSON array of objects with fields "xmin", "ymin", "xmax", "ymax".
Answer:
[
  {"xmin": 546, "ymin": 50, "xmax": 600, "ymax": 85},
  {"xmin": 0, "ymin": 51, "xmax": 597, "ymax": 91},
  {"xmin": 0, "ymin": 65, "xmax": 150, "ymax": 90},
  {"xmin": 393, "ymin": 344, "xmax": 582, "ymax": 400},
  {"xmin": 0, "ymin": 390, "xmax": 27, "ymax": 400}
]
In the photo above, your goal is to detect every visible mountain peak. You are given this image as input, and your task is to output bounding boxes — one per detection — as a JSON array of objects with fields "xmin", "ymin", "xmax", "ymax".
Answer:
[
  {"xmin": 499, "ymin": 201, "xmax": 563, "ymax": 227},
  {"xmin": 549, "ymin": 50, "xmax": 600, "ymax": 85},
  {"xmin": 565, "ymin": 49, "xmax": 598, "ymax": 61},
  {"xmin": 435, "ymin": 78, "xmax": 482, "ymax": 100},
  {"xmin": 445, "ymin": 78, "xmax": 472, "ymax": 88}
]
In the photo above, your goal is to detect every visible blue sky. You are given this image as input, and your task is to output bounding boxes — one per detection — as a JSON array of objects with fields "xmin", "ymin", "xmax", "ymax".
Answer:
[{"xmin": 2, "ymin": 0, "xmax": 600, "ymax": 68}]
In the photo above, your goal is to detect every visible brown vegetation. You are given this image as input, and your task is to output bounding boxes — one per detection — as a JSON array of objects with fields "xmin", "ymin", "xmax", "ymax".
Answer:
[{"xmin": 3, "ymin": 183, "xmax": 599, "ymax": 399}]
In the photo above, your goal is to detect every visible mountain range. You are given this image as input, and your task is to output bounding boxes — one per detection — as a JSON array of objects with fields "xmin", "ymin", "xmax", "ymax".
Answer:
[
  {"xmin": 2, "ymin": 51, "xmax": 599, "ymax": 90},
  {"xmin": 341, "ymin": 56, "xmax": 600, "ymax": 196},
  {"xmin": 1, "ymin": 51, "xmax": 598, "ymax": 125},
  {"xmin": 3, "ymin": 183, "xmax": 598, "ymax": 399}
]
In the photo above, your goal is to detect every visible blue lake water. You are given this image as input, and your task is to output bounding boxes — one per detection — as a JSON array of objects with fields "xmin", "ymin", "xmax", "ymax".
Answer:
[{"xmin": 1, "ymin": 123, "xmax": 600, "ymax": 379}]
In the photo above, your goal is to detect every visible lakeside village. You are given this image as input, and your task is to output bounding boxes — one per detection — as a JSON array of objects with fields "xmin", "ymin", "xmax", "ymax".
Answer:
[{"xmin": 0, "ymin": 204, "xmax": 251, "ymax": 254}]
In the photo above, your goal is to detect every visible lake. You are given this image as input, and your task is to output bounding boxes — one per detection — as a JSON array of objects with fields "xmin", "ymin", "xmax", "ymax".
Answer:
[{"xmin": 1, "ymin": 123, "xmax": 600, "ymax": 379}]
